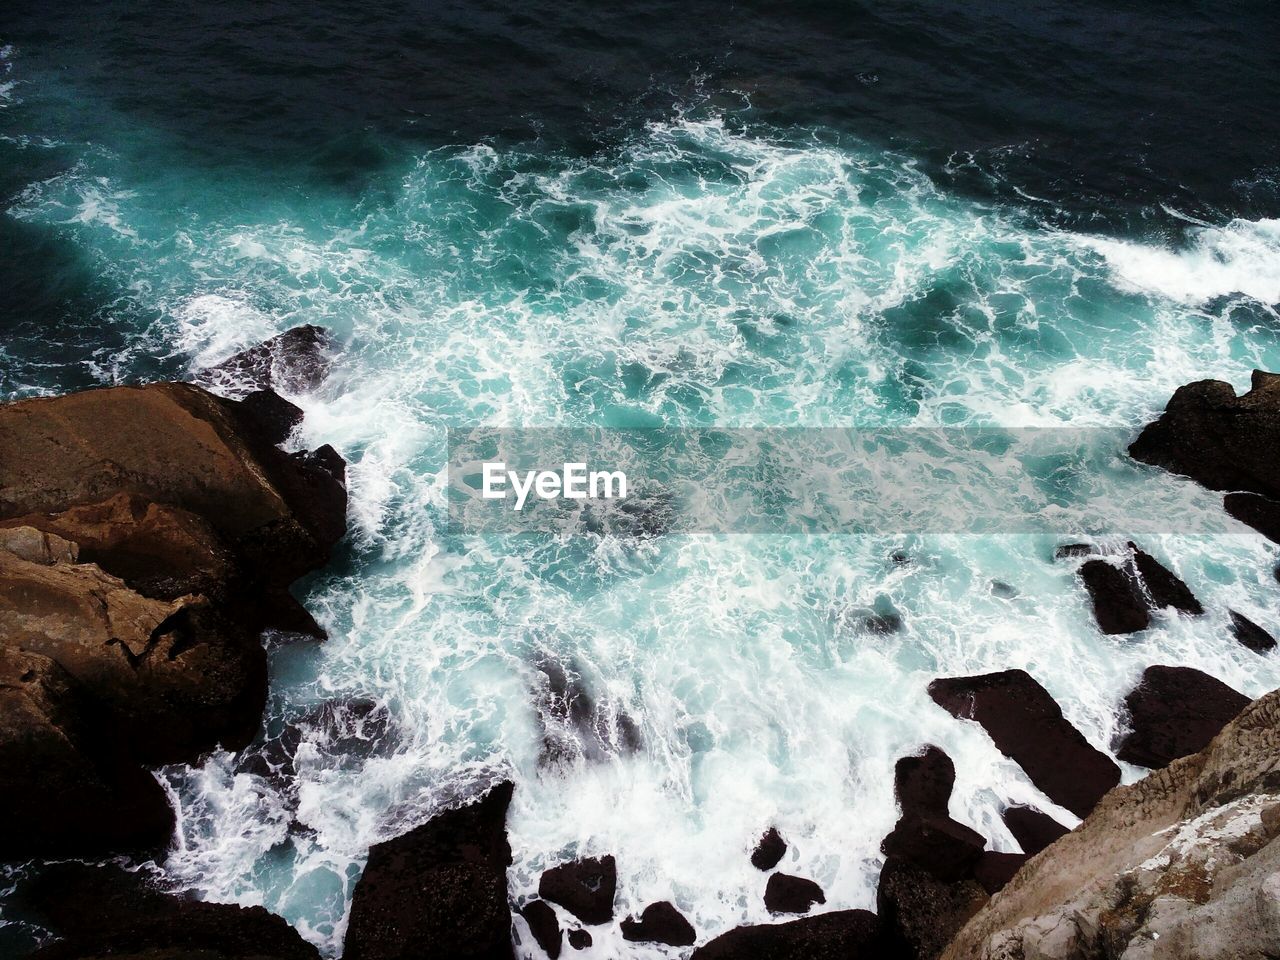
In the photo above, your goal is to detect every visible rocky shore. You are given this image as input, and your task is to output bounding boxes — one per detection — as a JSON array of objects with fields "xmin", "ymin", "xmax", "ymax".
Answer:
[{"xmin": 2, "ymin": 362, "xmax": 1277, "ymax": 959}]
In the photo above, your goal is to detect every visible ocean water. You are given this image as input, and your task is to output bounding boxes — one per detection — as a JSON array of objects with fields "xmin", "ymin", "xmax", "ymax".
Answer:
[{"xmin": 3, "ymin": 3, "xmax": 1280, "ymax": 956}]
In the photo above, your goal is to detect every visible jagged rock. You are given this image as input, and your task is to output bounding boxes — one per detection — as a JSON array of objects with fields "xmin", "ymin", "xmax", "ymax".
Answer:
[
  {"xmin": 973, "ymin": 851, "xmax": 1027, "ymax": 895},
  {"xmin": 534, "ymin": 659, "xmax": 639, "ymax": 766},
  {"xmin": 1230, "ymin": 610, "xmax": 1278, "ymax": 654},
  {"xmin": 200, "ymin": 325, "xmax": 335, "ymax": 395},
  {"xmin": 1128, "ymin": 542, "xmax": 1203, "ymax": 614},
  {"xmin": 928, "ymin": 670, "xmax": 1120, "ymax": 818},
  {"xmin": 621, "ymin": 901, "xmax": 696, "ymax": 945},
  {"xmin": 1054, "ymin": 543, "xmax": 1095, "ymax": 560},
  {"xmin": 521, "ymin": 900, "xmax": 561, "ymax": 959},
  {"xmin": 16, "ymin": 863, "xmax": 318, "ymax": 960},
  {"xmin": 0, "ymin": 548, "xmax": 265, "ymax": 765},
  {"xmin": 1079, "ymin": 558, "xmax": 1151, "ymax": 634},
  {"xmin": 1225, "ymin": 491, "xmax": 1280, "ymax": 543},
  {"xmin": 236, "ymin": 389, "xmax": 305, "ymax": 446},
  {"xmin": 0, "ymin": 526, "xmax": 78, "ymax": 564},
  {"xmin": 941, "ymin": 688, "xmax": 1280, "ymax": 960},
  {"xmin": 1001, "ymin": 805, "xmax": 1068, "ymax": 857},
  {"xmin": 538, "ymin": 855, "xmax": 616, "ymax": 925},
  {"xmin": 691, "ymin": 909, "xmax": 882, "ymax": 959},
  {"xmin": 1116, "ymin": 665, "xmax": 1250, "ymax": 769},
  {"xmin": 0, "ymin": 648, "xmax": 173, "ymax": 859},
  {"xmin": 751, "ymin": 827, "xmax": 787, "ymax": 870},
  {"xmin": 895, "ymin": 745, "xmax": 955, "ymax": 818},
  {"xmin": 566, "ymin": 929, "xmax": 591, "ymax": 950},
  {"xmin": 344, "ymin": 781, "xmax": 515, "ymax": 960},
  {"xmin": 765, "ymin": 874, "xmax": 825, "ymax": 915},
  {"xmin": 877, "ymin": 858, "xmax": 986, "ymax": 960},
  {"xmin": 237, "ymin": 697, "xmax": 396, "ymax": 784}
]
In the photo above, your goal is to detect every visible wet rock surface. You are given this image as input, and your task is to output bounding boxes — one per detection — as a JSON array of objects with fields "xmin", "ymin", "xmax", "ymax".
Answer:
[
  {"xmin": 199, "ymin": 324, "xmax": 336, "ymax": 395},
  {"xmin": 764, "ymin": 874, "xmax": 826, "ymax": 915},
  {"xmin": 1079, "ymin": 558, "xmax": 1151, "ymax": 634},
  {"xmin": 1230, "ymin": 610, "xmax": 1278, "ymax": 653},
  {"xmin": 1116, "ymin": 665, "xmax": 1250, "ymax": 769},
  {"xmin": 620, "ymin": 901, "xmax": 696, "ymax": 946},
  {"xmin": 538, "ymin": 855, "xmax": 617, "ymax": 926},
  {"xmin": 751, "ymin": 827, "xmax": 787, "ymax": 870},
  {"xmin": 1001, "ymin": 805, "xmax": 1068, "ymax": 857},
  {"xmin": 691, "ymin": 909, "xmax": 882, "ymax": 960},
  {"xmin": 521, "ymin": 900, "xmax": 561, "ymax": 959}
]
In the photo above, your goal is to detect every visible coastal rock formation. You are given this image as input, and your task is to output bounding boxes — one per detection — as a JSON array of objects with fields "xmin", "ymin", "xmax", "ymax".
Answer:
[
  {"xmin": 751, "ymin": 827, "xmax": 788, "ymax": 870},
  {"xmin": 199, "ymin": 324, "xmax": 336, "ymax": 395},
  {"xmin": 878, "ymin": 858, "xmax": 987, "ymax": 960},
  {"xmin": 620, "ymin": 901, "xmax": 697, "ymax": 945},
  {"xmin": 534, "ymin": 658, "xmax": 641, "ymax": 767},
  {"xmin": 538, "ymin": 855, "xmax": 617, "ymax": 925},
  {"xmin": 1225, "ymin": 491, "xmax": 1280, "ymax": 544},
  {"xmin": 344, "ymin": 781, "xmax": 516, "ymax": 960},
  {"xmin": 928, "ymin": 671, "xmax": 1120, "ymax": 818},
  {"xmin": 566, "ymin": 929, "xmax": 591, "ymax": 950},
  {"xmin": 1115, "ymin": 665, "xmax": 1250, "ymax": 769},
  {"xmin": 15, "ymin": 863, "xmax": 319, "ymax": 960},
  {"xmin": 1000, "ymin": 806, "xmax": 1068, "ymax": 857},
  {"xmin": 520, "ymin": 900, "xmax": 561, "ymax": 959},
  {"xmin": 764, "ymin": 874, "xmax": 826, "ymax": 915},
  {"xmin": 1076, "ymin": 544, "xmax": 1202, "ymax": 635},
  {"xmin": 0, "ymin": 372, "xmax": 347, "ymax": 860},
  {"xmin": 1127, "ymin": 543, "xmax": 1202, "ymax": 614},
  {"xmin": 940, "ymin": 688, "xmax": 1280, "ymax": 960},
  {"xmin": 691, "ymin": 909, "xmax": 882, "ymax": 959},
  {"xmin": 1231, "ymin": 610, "xmax": 1278, "ymax": 653}
]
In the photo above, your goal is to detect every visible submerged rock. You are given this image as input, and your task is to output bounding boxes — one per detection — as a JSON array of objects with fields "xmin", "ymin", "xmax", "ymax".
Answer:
[
  {"xmin": 1115, "ymin": 665, "xmax": 1250, "ymax": 769},
  {"xmin": 989, "ymin": 579, "xmax": 1018, "ymax": 599},
  {"xmin": 566, "ymin": 929, "xmax": 591, "ymax": 950},
  {"xmin": 533, "ymin": 658, "xmax": 641, "ymax": 767},
  {"xmin": 942, "ymin": 687, "xmax": 1280, "ymax": 960},
  {"xmin": 521, "ymin": 900, "xmax": 561, "ymax": 959},
  {"xmin": 691, "ymin": 909, "xmax": 882, "ymax": 959},
  {"xmin": 538, "ymin": 855, "xmax": 617, "ymax": 926},
  {"xmin": 1001, "ymin": 805, "xmax": 1068, "ymax": 857},
  {"xmin": 1230, "ymin": 610, "xmax": 1278, "ymax": 654},
  {"xmin": 764, "ymin": 874, "xmax": 825, "ymax": 915},
  {"xmin": 17, "ymin": 863, "xmax": 318, "ymax": 960},
  {"xmin": 620, "ymin": 901, "xmax": 696, "ymax": 946},
  {"xmin": 1079, "ymin": 558, "xmax": 1151, "ymax": 634},
  {"xmin": 928, "ymin": 670, "xmax": 1120, "ymax": 818},
  {"xmin": 1053, "ymin": 543, "xmax": 1095, "ymax": 560},
  {"xmin": 344, "ymin": 781, "xmax": 515, "ymax": 960},
  {"xmin": 751, "ymin": 827, "xmax": 787, "ymax": 870},
  {"xmin": 200, "ymin": 324, "xmax": 336, "ymax": 395}
]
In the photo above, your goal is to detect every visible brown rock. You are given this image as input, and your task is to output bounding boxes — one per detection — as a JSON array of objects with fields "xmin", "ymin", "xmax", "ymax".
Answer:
[
  {"xmin": 538, "ymin": 856, "xmax": 616, "ymax": 926},
  {"xmin": 1128, "ymin": 542, "xmax": 1203, "ymax": 614},
  {"xmin": 928, "ymin": 670, "xmax": 1120, "ymax": 818},
  {"xmin": 973, "ymin": 851, "xmax": 1027, "ymax": 894},
  {"xmin": 691, "ymin": 909, "xmax": 882, "ymax": 960},
  {"xmin": 894, "ymin": 745, "xmax": 955, "ymax": 818},
  {"xmin": 1001, "ymin": 805, "xmax": 1068, "ymax": 857},
  {"xmin": 621, "ymin": 901, "xmax": 696, "ymax": 946},
  {"xmin": 1116, "ymin": 665, "xmax": 1250, "ymax": 769}
]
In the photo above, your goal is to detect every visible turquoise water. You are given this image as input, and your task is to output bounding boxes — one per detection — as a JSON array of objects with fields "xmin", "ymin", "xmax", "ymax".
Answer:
[{"xmin": 5, "ymin": 42, "xmax": 1280, "ymax": 957}]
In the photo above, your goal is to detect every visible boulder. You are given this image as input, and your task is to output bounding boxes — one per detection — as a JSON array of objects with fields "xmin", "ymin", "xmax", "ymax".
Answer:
[
  {"xmin": 691, "ymin": 909, "xmax": 882, "ymax": 960},
  {"xmin": 1078, "ymin": 559, "xmax": 1150, "ymax": 634},
  {"xmin": 764, "ymin": 874, "xmax": 825, "ymax": 915},
  {"xmin": 16, "ymin": 863, "xmax": 318, "ymax": 960},
  {"xmin": 1001, "ymin": 805, "xmax": 1068, "ymax": 857},
  {"xmin": 751, "ymin": 827, "xmax": 787, "ymax": 871},
  {"xmin": 520, "ymin": 900, "xmax": 561, "ymax": 959},
  {"xmin": 620, "ymin": 901, "xmax": 696, "ymax": 946},
  {"xmin": 1128, "ymin": 542, "xmax": 1203, "ymax": 614},
  {"xmin": 200, "ymin": 325, "xmax": 335, "ymax": 395},
  {"xmin": 566, "ymin": 929, "xmax": 591, "ymax": 950},
  {"xmin": 344, "ymin": 781, "xmax": 515, "ymax": 960},
  {"xmin": 876, "ymin": 858, "xmax": 986, "ymax": 960},
  {"xmin": 1225, "ymin": 491, "xmax": 1280, "ymax": 543},
  {"xmin": 235, "ymin": 389, "xmax": 305, "ymax": 446},
  {"xmin": 1230, "ymin": 610, "xmax": 1277, "ymax": 654},
  {"xmin": 894, "ymin": 745, "xmax": 954, "ymax": 817},
  {"xmin": 538, "ymin": 855, "xmax": 616, "ymax": 926},
  {"xmin": 928, "ymin": 670, "xmax": 1120, "ymax": 818},
  {"xmin": 880, "ymin": 813, "xmax": 985, "ymax": 883},
  {"xmin": 237, "ymin": 697, "xmax": 397, "ymax": 785},
  {"xmin": 1115, "ymin": 665, "xmax": 1250, "ymax": 769},
  {"xmin": 1129, "ymin": 371, "xmax": 1280, "ymax": 500},
  {"xmin": 0, "ymin": 648, "xmax": 174, "ymax": 859},
  {"xmin": 941, "ymin": 688, "xmax": 1280, "ymax": 960},
  {"xmin": 973, "ymin": 851, "xmax": 1027, "ymax": 895}
]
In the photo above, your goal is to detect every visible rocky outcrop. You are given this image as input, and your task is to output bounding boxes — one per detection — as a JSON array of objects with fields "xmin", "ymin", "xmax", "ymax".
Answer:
[
  {"xmin": 1001, "ymin": 806, "xmax": 1067, "ymax": 857},
  {"xmin": 752, "ymin": 827, "xmax": 788, "ymax": 870},
  {"xmin": 198, "ymin": 325, "xmax": 336, "ymax": 395},
  {"xmin": 0, "ymin": 372, "xmax": 346, "ymax": 860},
  {"xmin": 621, "ymin": 901, "xmax": 697, "ymax": 946},
  {"xmin": 691, "ymin": 909, "xmax": 882, "ymax": 959},
  {"xmin": 344, "ymin": 781, "xmax": 516, "ymax": 960},
  {"xmin": 14, "ymin": 863, "xmax": 319, "ymax": 960},
  {"xmin": 1115, "ymin": 665, "xmax": 1250, "ymax": 769},
  {"xmin": 940, "ymin": 688, "xmax": 1280, "ymax": 960},
  {"xmin": 928, "ymin": 671, "xmax": 1120, "ymax": 818},
  {"xmin": 538, "ymin": 856, "xmax": 617, "ymax": 926},
  {"xmin": 765, "ymin": 874, "xmax": 825, "ymax": 915},
  {"xmin": 533, "ymin": 658, "xmax": 640, "ymax": 767},
  {"xmin": 1076, "ymin": 544, "xmax": 1202, "ymax": 636},
  {"xmin": 1231, "ymin": 610, "xmax": 1278, "ymax": 654},
  {"xmin": 520, "ymin": 900, "xmax": 561, "ymax": 959}
]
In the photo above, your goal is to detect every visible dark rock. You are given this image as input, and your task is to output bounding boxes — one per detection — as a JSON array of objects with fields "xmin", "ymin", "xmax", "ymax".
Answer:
[
  {"xmin": 236, "ymin": 389, "xmax": 305, "ymax": 446},
  {"xmin": 876, "ymin": 858, "xmax": 986, "ymax": 960},
  {"xmin": 0, "ymin": 648, "xmax": 174, "ymax": 859},
  {"xmin": 621, "ymin": 901, "xmax": 696, "ymax": 946},
  {"xmin": 857, "ymin": 611, "xmax": 903, "ymax": 634},
  {"xmin": 566, "ymin": 929, "xmax": 592, "ymax": 950},
  {"xmin": 1128, "ymin": 543, "xmax": 1203, "ymax": 614},
  {"xmin": 1225, "ymin": 491, "xmax": 1280, "ymax": 544},
  {"xmin": 1229, "ymin": 610, "xmax": 1277, "ymax": 654},
  {"xmin": 1001, "ymin": 805, "xmax": 1068, "ymax": 856},
  {"xmin": 751, "ymin": 827, "xmax": 787, "ymax": 871},
  {"xmin": 990, "ymin": 580, "xmax": 1018, "ymax": 599},
  {"xmin": 1116, "ymin": 666, "xmax": 1251, "ymax": 769},
  {"xmin": 1054, "ymin": 543, "xmax": 1095, "ymax": 560},
  {"xmin": 894, "ymin": 745, "xmax": 955, "ymax": 818},
  {"xmin": 974, "ymin": 851, "xmax": 1028, "ymax": 894},
  {"xmin": 1079, "ymin": 559, "xmax": 1150, "ymax": 634},
  {"xmin": 521, "ymin": 900, "xmax": 561, "ymax": 959},
  {"xmin": 535, "ymin": 659, "xmax": 639, "ymax": 767},
  {"xmin": 891, "ymin": 549, "xmax": 911, "ymax": 564},
  {"xmin": 881, "ymin": 812, "xmax": 985, "ymax": 883},
  {"xmin": 691, "ymin": 909, "xmax": 882, "ymax": 960},
  {"xmin": 538, "ymin": 855, "xmax": 616, "ymax": 926},
  {"xmin": 16, "ymin": 863, "xmax": 318, "ymax": 960},
  {"xmin": 1129, "ymin": 371, "xmax": 1280, "ymax": 500},
  {"xmin": 344, "ymin": 781, "xmax": 514, "ymax": 960},
  {"xmin": 237, "ymin": 697, "xmax": 396, "ymax": 785},
  {"xmin": 929, "ymin": 670, "xmax": 1121, "ymax": 818},
  {"xmin": 764, "ymin": 874, "xmax": 825, "ymax": 915},
  {"xmin": 201, "ymin": 325, "xmax": 335, "ymax": 394}
]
